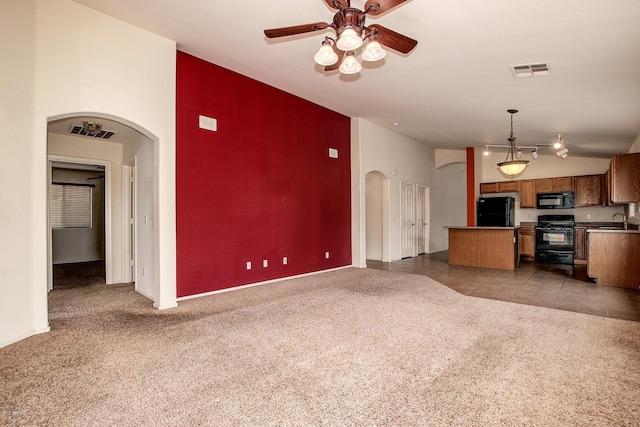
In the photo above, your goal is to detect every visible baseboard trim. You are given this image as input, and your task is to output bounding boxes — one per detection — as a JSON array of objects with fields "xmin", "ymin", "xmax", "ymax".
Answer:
[
  {"xmin": 1, "ymin": 325, "xmax": 51, "ymax": 349},
  {"xmin": 177, "ymin": 265, "xmax": 354, "ymax": 302}
]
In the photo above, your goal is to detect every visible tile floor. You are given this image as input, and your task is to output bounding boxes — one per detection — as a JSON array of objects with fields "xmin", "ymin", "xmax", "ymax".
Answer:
[{"xmin": 367, "ymin": 252, "xmax": 640, "ymax": 322}]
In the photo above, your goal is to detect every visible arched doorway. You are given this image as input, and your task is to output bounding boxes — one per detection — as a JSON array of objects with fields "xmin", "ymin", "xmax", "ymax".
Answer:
[{"xmin": 47, "ymin": 113, "xmax": 157, "ymax": 303}]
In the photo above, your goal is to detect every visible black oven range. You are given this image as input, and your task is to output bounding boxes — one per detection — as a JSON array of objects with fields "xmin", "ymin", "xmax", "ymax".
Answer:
[{"xmin": 535, "ymin": 215, "xmax": 575, "ymax": 265}]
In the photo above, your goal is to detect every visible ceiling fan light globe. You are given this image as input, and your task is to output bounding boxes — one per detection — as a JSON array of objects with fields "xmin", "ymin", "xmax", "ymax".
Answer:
[
  {"xmin": 361, "ymin": 41, "xmax": 386, "ymax": 62},
  {"xmin": 339, "ymin": 53, "xmax": 362, "ymax": 75},
  {"xmin": 314, "ymin": 44, "xmax": 338, "ymax": 66},
  {"xmin": 336, "ymin": 28, "xmax": 363, "ymax": 51},
  {"xmin": 497, "ymin": 160, "xmax": 528, "ymax": 176}
]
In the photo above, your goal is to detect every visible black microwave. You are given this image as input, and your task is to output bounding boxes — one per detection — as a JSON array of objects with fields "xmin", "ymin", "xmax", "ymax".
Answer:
[{"xmin": 536, "ymin": 191, "xmax": 575, "ymax": 209}]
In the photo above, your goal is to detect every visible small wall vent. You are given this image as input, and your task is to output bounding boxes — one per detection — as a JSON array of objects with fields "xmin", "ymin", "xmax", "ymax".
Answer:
[
  {"xmin": 510, "ymin": 63, "xmax": 552, "ymax": 78},
  {"xmin": 69, "ymin": 125, "xmax": 116, "ymax": 139}
]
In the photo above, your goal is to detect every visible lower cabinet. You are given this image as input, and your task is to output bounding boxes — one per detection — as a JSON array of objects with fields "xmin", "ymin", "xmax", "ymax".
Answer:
[
  {"xmin": 519, "ymin": 226, "xmax": 535, "ymax": 259},
  {"xmin": 574, "ymin": 227, "xmax": 587, "ymax": 265},
  {"xmin": 588, "ymin": 231, "xmax": 640, "ymax": 288},
  {"xmin": 448, "ymin": 227, "xmax": 518, "ymax": 270}
]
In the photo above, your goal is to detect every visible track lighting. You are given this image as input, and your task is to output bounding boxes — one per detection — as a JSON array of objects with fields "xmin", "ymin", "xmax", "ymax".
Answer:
[
  {"xmin": 556, "ymin": 147, "xmax": 569, "ymax": 159},
  {"xmin": 553, "ymin": 134, "xmax": 564, "ymax": 150},
  {"xmin": 483, "ymin": 146, "xmax": 490, "ymax": 157},
  {"xmin": 531, "ymin": 149, "xmax": 539, "ymax": 160}
]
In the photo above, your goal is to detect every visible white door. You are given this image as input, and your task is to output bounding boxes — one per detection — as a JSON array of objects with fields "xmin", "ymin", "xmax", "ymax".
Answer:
[
  {"xmin": 417, "ymin": 186, "xmax": 430, "ymax": 255},
  {"xmin": 401, "ymin": 182, "xmax": 415, "ymax": 259}
]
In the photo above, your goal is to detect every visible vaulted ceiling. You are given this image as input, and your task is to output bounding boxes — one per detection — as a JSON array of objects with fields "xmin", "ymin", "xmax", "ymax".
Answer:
[{"xmin": 71, "ymin": 0, "xmax": 640, "ymax": 158}]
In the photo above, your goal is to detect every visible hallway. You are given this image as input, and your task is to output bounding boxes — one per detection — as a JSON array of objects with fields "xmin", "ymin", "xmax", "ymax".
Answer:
[{"xmin": 368, "ymin": 252, "xmax": 640, "ymax": 322}]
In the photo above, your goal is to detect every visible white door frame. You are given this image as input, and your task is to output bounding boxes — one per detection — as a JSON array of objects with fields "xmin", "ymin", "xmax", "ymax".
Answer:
[
  {"xmin": 47, "ymin": 155, "xmax": 112, "ymax": 290},
  {"xmin": 123, "ymin": 157, "xmax": 137, "ymax": 285},
  {"xmin": 417, "ymin": 185, "xmax": 430, "ymax": 255},
  {"xmin": 400, "ymin": 181, "xmax": 415, "ymax": 259}
]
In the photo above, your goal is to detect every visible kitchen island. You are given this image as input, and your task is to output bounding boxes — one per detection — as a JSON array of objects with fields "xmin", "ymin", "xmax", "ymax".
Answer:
[
  {"xmin": 587, "ymin": 228, "xmax": 640, "ymax": 289},
  {"xmin": 446, "ymin": 226, "xmax": 519, "ymax": 270}
]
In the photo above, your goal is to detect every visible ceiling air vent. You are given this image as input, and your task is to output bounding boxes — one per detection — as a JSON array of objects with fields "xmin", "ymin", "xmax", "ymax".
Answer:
[
  {"xmin": 68, "ymin": 125, "xmax": 116, "ymax": 139},
  {"xmin": 510, "ymin": 63, "xmax": 552, "ymax": 78}
]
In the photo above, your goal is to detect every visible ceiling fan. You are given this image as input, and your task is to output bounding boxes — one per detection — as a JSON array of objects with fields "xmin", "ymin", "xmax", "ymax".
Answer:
[{"xmin": 264, "ymin": 0, "xmax": 418, "ymax": 75}]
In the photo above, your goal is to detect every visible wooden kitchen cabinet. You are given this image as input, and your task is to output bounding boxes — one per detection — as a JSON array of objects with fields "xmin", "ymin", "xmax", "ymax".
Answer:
[
  {"xmin": 574, "ymin": 175, "xmax": 603, "ymax": 206},
  {"xmin": 574, "ymin": 226, "xmax": 587, "ymax": 265},
  {"xmin": 553, "ymin": 176, "xmax": 574, "ymax": 192},
  {"xmin": 610, "ymin": 152, "xmax": 640, "ymax": 203},
  {"xmin": 535, "ymin": 177, "xmax": 574, "ymax": 193},
  {"xmin": 519, "ymin": 180, "xmax": 536, "ymax": 208},
  {"xmin": 535, "ymin": 178, "xmax": 554, "ymax": 193},
  {"xmin": 519, "ymin": 226, "xmax": 535, "ymax": 259},
  {"xmin": 480, "ymin": 182, "xmax": 499, "ymax": 194},
  {"xmin": 448, "ymin": 227, "xmax": 518, "ymax": 270},
  {"xmin": 588, "ymin": 230, "xmax": 640, "ymax": 288},
  {"xmin": 498, "ymin": 181, "xmax": 520, "ymax": 192}
]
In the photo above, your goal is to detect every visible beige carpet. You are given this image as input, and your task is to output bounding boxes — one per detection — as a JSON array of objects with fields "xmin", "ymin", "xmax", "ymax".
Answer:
[{"xmin": 1, "ymin": 268, "xmax": 639, "ymax": 426}]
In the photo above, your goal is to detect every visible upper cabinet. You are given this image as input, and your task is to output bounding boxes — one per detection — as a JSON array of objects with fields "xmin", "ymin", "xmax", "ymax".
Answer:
[
  {"xmin": 519, "ymin": 180, "xmax": 536, "ymax": 208},
  {"xmin": 536, "ymin": 177, "xmax": 574, "ymax": 193},
  {"xmin": 610, "ymin": 152, "xmax": 640, "ymax": 203},
  {"xmin": 479, "ymin": 181, "xmax": 519, "ymax": 194},
  {"xmin": 575, "ymin": 175, "xmax": 603, "ymax": 207}
]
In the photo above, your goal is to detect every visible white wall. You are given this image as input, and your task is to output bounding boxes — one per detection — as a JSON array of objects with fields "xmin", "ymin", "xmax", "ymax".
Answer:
[
  {"xmin": 430, "ymin": 163, "xmax": 467, "ymax": 252},
  {"xmin": 352, "ymin": 118, "xmax": 461, "ymax": 265},
  {"xmin": 365, "ymin": 172, "xmax": 384, "ymax": 260},
  {"xmin": 0, "ymin": 0, "xmax": 47, "ymax": 347},
  {"xmin": 630, "ymin": 133, "xmax": 640, "ymax": 153},
  {"xmin": 0, "ymin": 0, "xmax": 177, "ymax": 348}
]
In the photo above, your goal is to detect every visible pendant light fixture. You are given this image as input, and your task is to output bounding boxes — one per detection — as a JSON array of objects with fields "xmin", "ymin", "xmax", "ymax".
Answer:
[{"xmin": 497, "ymin": 109, "xmax": 529, "ymax": 176}]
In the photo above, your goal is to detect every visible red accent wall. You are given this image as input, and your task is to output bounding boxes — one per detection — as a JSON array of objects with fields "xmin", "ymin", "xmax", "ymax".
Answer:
[{"xmin": 176, "ymin": 52, "xmax": 352, "ymax": 298}]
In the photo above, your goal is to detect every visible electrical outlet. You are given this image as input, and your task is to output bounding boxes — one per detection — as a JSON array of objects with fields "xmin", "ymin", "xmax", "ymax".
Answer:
[
  {"xmin": 325, "ymin": 252, "xmax": 330, "ymax": 259},
  {"xmin": 586, "ymin": 213, "xmax": 592, "ymax": 220},
  {"xmin": 263, "ymin": 260, "xmax": 268, "ymax": 268},
  {"xmin": 246, "ymin": 261, "xmax": 251, "ymax": 270},
  {"xmin": 283, "ymin": 256, "xmax": 288, "ymax": 265}
]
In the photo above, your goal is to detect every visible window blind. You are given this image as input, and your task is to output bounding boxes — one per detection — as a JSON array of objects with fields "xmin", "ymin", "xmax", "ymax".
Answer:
[{"xmin": 50, "ymin": 184, "xmax": 92, "ymax": 228}]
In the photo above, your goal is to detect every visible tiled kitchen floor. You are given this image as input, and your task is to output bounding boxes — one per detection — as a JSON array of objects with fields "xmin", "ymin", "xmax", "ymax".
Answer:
[{"xmin": 367, "ymin": 252, "xmax": 640, "ymax": 322}]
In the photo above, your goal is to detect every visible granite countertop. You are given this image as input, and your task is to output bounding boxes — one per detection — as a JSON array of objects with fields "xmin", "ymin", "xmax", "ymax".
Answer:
[
  {"xmin": 587, "ymin": 228, "xmax": 640, "ymax": 234},
  {"xmin": 445, "ymin": 226, "xmax": 519, "ymax": 230}
]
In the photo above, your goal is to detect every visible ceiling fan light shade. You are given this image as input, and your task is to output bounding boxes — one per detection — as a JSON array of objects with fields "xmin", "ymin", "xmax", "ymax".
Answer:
[
  {"xmin": 497, "ymin": 160, "xmax": 529, "ymax": 176},
  {"xmin": 361, "ymin": 41, "xmax": 386, "ymax": 61},
  {"xmin": 314, "ymin": 44, "xmax": 339, "ymax": 66},
  {"xmin": 336, "ymin": 28, "xmax": 363, "ymax": 51},
  {"xmin": 339, "ymin": 52, "xmax": 362, "ymax": 75}
]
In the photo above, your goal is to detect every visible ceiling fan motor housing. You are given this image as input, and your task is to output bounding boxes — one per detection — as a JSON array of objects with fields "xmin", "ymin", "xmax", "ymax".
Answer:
[{"xmin": 333, "ymin": 8, "xmax": 367, "ymax": 39}]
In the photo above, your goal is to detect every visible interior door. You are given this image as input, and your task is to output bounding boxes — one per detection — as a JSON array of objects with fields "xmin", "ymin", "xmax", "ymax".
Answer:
[
  {"xmin": 416, "ymin": 185, "xmax": 429, "ymax": 255},
  {"xmin": 401, "ymin": 182, "xmax": 415, "ymax": 259}
]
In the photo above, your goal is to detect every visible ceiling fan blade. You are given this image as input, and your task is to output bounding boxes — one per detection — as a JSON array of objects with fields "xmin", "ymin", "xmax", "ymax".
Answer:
[
  {"xmin": 367, "ymin": 24, "xmax": 417, "ymax": 54},
  {"xmin": 325, "ymin": 43, "xmax": 345, "ymax": 71},
  {"xmin": 323, "ymin": 0, "xmax": 349, "ymax": 10},
  {"xmin": 264, "ymin": 22, "xmax": 331, "ymax": 38},
  {"xmin": 365, "ymin": 0, "xmax": 407, "ymax": 16}
]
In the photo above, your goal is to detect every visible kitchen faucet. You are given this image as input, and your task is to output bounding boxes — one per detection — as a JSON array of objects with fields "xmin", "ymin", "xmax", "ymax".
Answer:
[{"xmin": 612, "ymin": 212, "xmax": 628, "ymax": 230}]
